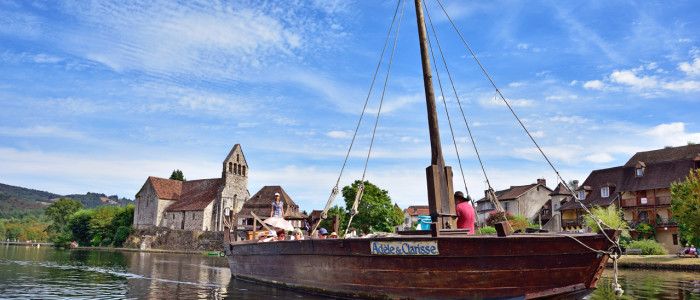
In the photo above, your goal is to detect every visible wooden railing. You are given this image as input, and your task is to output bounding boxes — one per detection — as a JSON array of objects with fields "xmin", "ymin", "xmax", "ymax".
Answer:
[
  {"xmin": 562, "ymin": 218, "xmax": 583, "ymax": 227},
  {"xmin": 628, "ymin": 218, "xmax": 677, "ymax": 228},
  {"xmin": 621, "ymin": 196, "xmax": 672, "ymax": 207}
]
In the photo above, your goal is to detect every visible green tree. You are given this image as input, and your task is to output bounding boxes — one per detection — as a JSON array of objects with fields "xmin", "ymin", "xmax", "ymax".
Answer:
[
  {"xmin": 671, "ymin": 169, "xmax": 700, "ymax": 246},
  {"xmin": 390, "ymin": 204, "xmax": 404, "ymax": 227},
  {"xmin": 89, "ymin": 206, "xmax": 120, "ymax": 243},
  {"xmin": 341, "ymin": 180, "xmax": 395, "ymax": 234},
  {"xmin": 583, "ymin": 205, "xmax": 630, "ymax": 237},
  {"xmin": 319, "ymin": 205, "xmax": 348, "ymax": 234},
  {"xmin": 113, "ymin": 226, "xmax": 130, "ymax": 247},
  {"xmin": 45, "ymin": 198, "xmax": 84, "ymax": 247},
  {"xmin": 68, "ymin": 209, "xmax": 94, "ymax": 245},
  {"xmin": 169, "ymin": 169, "xmax": 186, "ymax": 181}
]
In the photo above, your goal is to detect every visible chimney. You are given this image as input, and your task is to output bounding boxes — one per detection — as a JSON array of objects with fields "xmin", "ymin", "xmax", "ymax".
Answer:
[
  {"xmin": 537, "ymin": 178, "xmax": 546, "ymax": 187},
  {"xmin": 573, "ymin": 180, "xmax": 579, "ymax": 191}
]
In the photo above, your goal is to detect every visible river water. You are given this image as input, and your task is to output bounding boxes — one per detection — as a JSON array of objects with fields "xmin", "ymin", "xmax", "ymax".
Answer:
[{"xmin": 1, "ymin": 244, "xmax": 699, "ymax": 299}]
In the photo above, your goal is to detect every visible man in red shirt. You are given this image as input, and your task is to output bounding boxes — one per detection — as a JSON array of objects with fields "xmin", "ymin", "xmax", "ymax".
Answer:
[{"xmin": 454, "ymin": 191, "xmax": 475, "ymax": 234}]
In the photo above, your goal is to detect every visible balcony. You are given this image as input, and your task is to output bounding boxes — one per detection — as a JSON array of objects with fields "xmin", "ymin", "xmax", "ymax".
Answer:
[
  {"xmin": 621, "ymin": 196, "xmax": 672, "ymax": 207},
  {"xmin": 562, "ymin": 218, "xmax": 583, "ymax": 227},
  {"xmin": 628, "ymin": 218, "xmax": 677, "ymax": 228}
]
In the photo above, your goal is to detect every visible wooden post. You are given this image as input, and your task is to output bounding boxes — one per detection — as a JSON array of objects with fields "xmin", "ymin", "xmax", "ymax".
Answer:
[{"xmin": 415, "ymin": 0, "xmax": 456, "ymax": 234}]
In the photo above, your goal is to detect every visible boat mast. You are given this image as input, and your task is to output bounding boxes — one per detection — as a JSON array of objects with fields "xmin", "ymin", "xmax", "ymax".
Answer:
[{"xmin": 414, "ymin": 0, "xmax": 456, "ymax": 233}]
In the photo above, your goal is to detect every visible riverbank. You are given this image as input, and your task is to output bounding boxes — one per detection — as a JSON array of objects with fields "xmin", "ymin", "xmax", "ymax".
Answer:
[
  {"xmin": 608, "ymin": 255, "xmax": 700, "ymax": 271},
  {"xmin": 73, "ymin": 246, "xmax": 219, "ymax": 256}
]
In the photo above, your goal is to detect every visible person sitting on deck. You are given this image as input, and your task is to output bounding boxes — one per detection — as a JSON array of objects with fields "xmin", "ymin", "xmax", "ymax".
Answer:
[
  {"xmin": 691, "ymin": 245, "xmax": 697, "ymax": 255},
  {"xmin": 261, "ymin": 230, "xmax": 277, "ymax": 242},
  {"xmin": 317, "ymin": 228, "xmax": 329, "ymax": 239},
  {"xmin": 328, "ymin": 232, "xmax": 339, "ymax": 239},
  {"xmin": 270, "ymin": 192, "xmax": 284, "ymax": 218},
  {"xmin": 292, "ymin": 229, "xmax": 304, "ymax": 240},
  {"xmin": 276, "ymin": 229, "xmax": 286, "ymax": 241},
  {"xmin": 454, "ymin": 191, "xmax": 475, "ymax": 234}
]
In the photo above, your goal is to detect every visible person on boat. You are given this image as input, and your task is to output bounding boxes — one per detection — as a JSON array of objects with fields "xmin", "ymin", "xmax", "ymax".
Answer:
[
  {"xmin": 270, "ymin": 192, "xmax": 284, "ymax": 218},
  {"xmin": 276, "ymin": 229, "xmax": 286, "ymax": 241},
  {"xmin": 257, "ymin": 232, "xmax": 267, "ymax": 242},
  {"xmin": 292, "ymin": 229, "xmax": 304, "ymax": 240},
  {"xmin": 261, "ymin": 230, "xmax": 277, "ymax": 242},
  {"xmin": 328, "ymin": 232, "xmax": 339, "ymax": 239},
  {"xmin": 317, "ymin": 228, "xmax": 329, "ymax": 239},
  {"xmin": 454, "ymin": 191, "xmax": 475, "ymax": 234}
]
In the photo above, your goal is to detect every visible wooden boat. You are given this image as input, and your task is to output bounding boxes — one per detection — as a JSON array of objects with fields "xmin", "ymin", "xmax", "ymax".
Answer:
[{"xmin": 223, "ymin": 1, "xmax": 620, "ymax": 298}]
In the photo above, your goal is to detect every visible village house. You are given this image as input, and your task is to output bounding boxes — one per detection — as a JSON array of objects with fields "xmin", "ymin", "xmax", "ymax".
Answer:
[
  {"xmin": 237, "ymin": 185, "xmax": 307, "ymax": 229},
  {"xmin": 401, "ymin": 205, "xmax": 429, "ymax": 231},
  {"xmin": 133, "ymin": 144, "xmax": 250, "ymax": 232},
  {"xmin": 558, "ymin": 144, "xmax": 700, "ymax": 253},
  {"xmin": 475, "ymin": 179, "xmax": 552, "ymax": 228}
]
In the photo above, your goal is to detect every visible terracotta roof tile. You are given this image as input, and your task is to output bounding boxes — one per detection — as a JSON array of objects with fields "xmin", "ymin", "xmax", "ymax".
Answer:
[
  {"xmin": 166, "ymin": 178, "xmax": 222, "ymax": 212},
  {"xmin": 148, "ymin": 176, "xmax": 183, "ymax": 200},
  {"xmin": 404, "ymin": 205, "xmax": 430, "ymax": 216},
  {"xmin": 549, "ymin": 182, "xmax": 573, "ymax": 196}
]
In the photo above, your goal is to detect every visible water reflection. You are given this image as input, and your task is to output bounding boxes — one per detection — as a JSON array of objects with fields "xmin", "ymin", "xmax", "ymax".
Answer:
[
  {"xmin": 589, "ymin": 268, "xmax": 700, "ymax": 299},
  {"xmin": 0, "ymin": 244, "xmax": 326, "ymax": 299}
]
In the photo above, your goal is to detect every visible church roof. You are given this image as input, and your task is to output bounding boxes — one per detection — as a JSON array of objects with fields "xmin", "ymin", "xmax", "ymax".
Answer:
[
  {"xmin": 239, "ymin": 186, "xmax": 306, "ymax": 219},
  {"xmin": 142, "ymin": 176, "xmax": 222, "ymax": 212},
  {"xmin": 166, "ymin": 178, "xmax": 222, "ymax": 212}
]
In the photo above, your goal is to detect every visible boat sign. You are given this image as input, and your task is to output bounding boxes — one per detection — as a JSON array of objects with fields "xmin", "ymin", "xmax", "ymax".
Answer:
[{"xmin": 371, "ymin": 241, "xmax": 439, "ymax": 255}]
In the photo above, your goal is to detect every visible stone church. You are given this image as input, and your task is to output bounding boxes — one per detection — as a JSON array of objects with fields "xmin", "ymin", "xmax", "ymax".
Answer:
[{"xmin": 133, "ymin": 144, "xmax": 249, "ymax": 232}]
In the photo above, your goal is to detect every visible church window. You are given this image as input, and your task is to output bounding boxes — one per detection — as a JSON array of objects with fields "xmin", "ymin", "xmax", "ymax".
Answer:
[
  {"xmin": 228, "ymin": 162, "xmax": 232, "ymax": 173},
  {"xmin": 237, "ymin": 154, "xmax": 240, "ymax": 162},
  {"xmin": 242, "ymin": 166, "xmax": 246, "ymax": 176},
  {"xmin": 233, "ymin": 163, "xmax": 238, "ymax": 175},
  {"xmin": 193, "ymin": 214, "xmax": 195, "ymax": 220},
  {"xmin": 238, "ymin": 165, "xmax": 242, "ymax": 175}
]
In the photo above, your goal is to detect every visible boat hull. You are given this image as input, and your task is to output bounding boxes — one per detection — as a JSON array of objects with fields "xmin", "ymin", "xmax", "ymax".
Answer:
[{"xmin": 224, "ymin": 232, "xmax": 615, "ymax": 299}]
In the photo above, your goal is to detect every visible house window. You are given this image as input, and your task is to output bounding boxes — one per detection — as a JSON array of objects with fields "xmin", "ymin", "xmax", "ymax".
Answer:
[
  {"xmin": 554, "ymin": 203, "xmax": 560, "ymax": 210},
  {"xmin": 601, "ymin": 187, "xmax": 609, "ymax": 198},
  {"xmin": 636, "ymin": 168, "xmax": 643, "ymax": 176},
  {"xmin": 577, "ymin": 190, "xmax": 586, "ymax": 200},
  {"xmin": 673, "ymin": 234, "xmax": 678, "ymax": 245}
]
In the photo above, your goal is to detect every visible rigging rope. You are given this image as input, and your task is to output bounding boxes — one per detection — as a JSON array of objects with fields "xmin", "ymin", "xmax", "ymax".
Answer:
[
  {"xmin": 433, "ymin": 0, "xmax": 621, "ymax": 291},
  {"xmin": 312, "ymin": 0, "xmax": 404, "ymax": 236},
  {"xmin": 344, "ymin": 0, "xmax": 407, "ymax": 237}
]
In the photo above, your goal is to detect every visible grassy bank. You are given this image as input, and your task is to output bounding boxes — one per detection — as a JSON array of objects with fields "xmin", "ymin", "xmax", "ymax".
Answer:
[{"xmin": 608, "ymin": 255, "xmax": 700, "ymax": 271}]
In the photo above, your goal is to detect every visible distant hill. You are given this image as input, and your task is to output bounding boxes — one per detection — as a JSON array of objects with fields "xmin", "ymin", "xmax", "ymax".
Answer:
[
  {"xmin": 0, "ymin": 193, "xmax": 46, "ymax": 219},
  {"xmin": 0, "ymin": 183, "xmax": 133, "ymax": 218}
]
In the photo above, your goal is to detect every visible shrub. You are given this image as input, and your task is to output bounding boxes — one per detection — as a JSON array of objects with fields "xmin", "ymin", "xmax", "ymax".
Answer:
[
  {"xmin": 627, "ymin": 239, "xmax": 667, "ymax": 255},
  {"xmin": 477, "ymin": 227, "xmax": 496, "ymax": 234},
  {"xmin": 102, "ymin": 237, "xmax": 112, "ymax": 247},
  {"xmin": 635, "ymin": 222, "xmax": 656, "ymax": 240},
  {"xmin": 486, "ymin": 211, "xmax": 513, "ymax": 226},
  {"xmin": 91, "ymin": 235, "xmax": 102, "ymax": 247},
  {"xmin": 113, "ymin": 226, "xmax": 130, "ymax": 247},
  {"xmin": 583, "ymin": 205, "xmax": 630, "ymax": 237},
  {"xmin": 509, "ymin": 215, "xmax": 531, "ymax": 232}
]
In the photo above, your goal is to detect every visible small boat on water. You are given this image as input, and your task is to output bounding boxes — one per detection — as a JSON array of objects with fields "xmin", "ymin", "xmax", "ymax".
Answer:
[{"xmin": 223, "ymin": 0, "xmax": 621, "ymax": 299}]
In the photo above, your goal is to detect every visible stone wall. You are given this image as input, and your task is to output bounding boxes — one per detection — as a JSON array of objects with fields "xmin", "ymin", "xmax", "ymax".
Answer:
[
  {"xmin": 134, "ymin": 183, "xmax": 158, "ymax": 229},
  {"xmin": 124, "ymin": 228, "xmax": 224, "ymax": 252}
]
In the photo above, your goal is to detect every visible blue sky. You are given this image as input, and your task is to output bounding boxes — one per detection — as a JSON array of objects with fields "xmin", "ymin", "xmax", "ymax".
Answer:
[{"xmin": 1, "ymin": 0, "xmax": 699, "ymax": 212}]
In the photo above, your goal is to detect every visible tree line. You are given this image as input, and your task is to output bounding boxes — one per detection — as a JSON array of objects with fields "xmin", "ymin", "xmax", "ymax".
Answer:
[{"xmin": 44, "ymin": 198, "xmax": 134, "ymax": 247}]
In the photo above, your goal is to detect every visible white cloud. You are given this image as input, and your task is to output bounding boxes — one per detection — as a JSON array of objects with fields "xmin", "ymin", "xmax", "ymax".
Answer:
[
  {"xmin": 545, "ymin": 95, "xmax": 578, "ymax": 101},
  {"xmin": 679, "ymin": 58, "xmax": 700, "ymax": 76},
  {"xmin": 509, "ymin": 82, "xmax": 524, "ymax": 87},
  {"xmin": 327, "ymin": 131, "xmax": 351, "ymax": 139},
  {"xmin": 583, "ymin": 80, "xmax": 604, "ymax": 90},
  {"xmin": 517, "ymin": 43, "xmax": 529, "ymax": 50},
  {"xmin": 610, "ymin": 70, "xmax": 658, "ymax": 89},
  {"xmin": 585, "ymin": 153, "xmax": 614, "ymax": 163},
  {"xmin": 0, "ymin": 125, "xmax": 86, "ymax": 139},
  {"xmin": 530, "ymin": 131, "xmax": 545, "ymax": 138},
  {"xmin": 550, "ymin": 116, "xmax": 588, "ymax": 124},
  {"xmin": 645, "ymin": 122, "xmax": 700, "ymax": 146}
]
